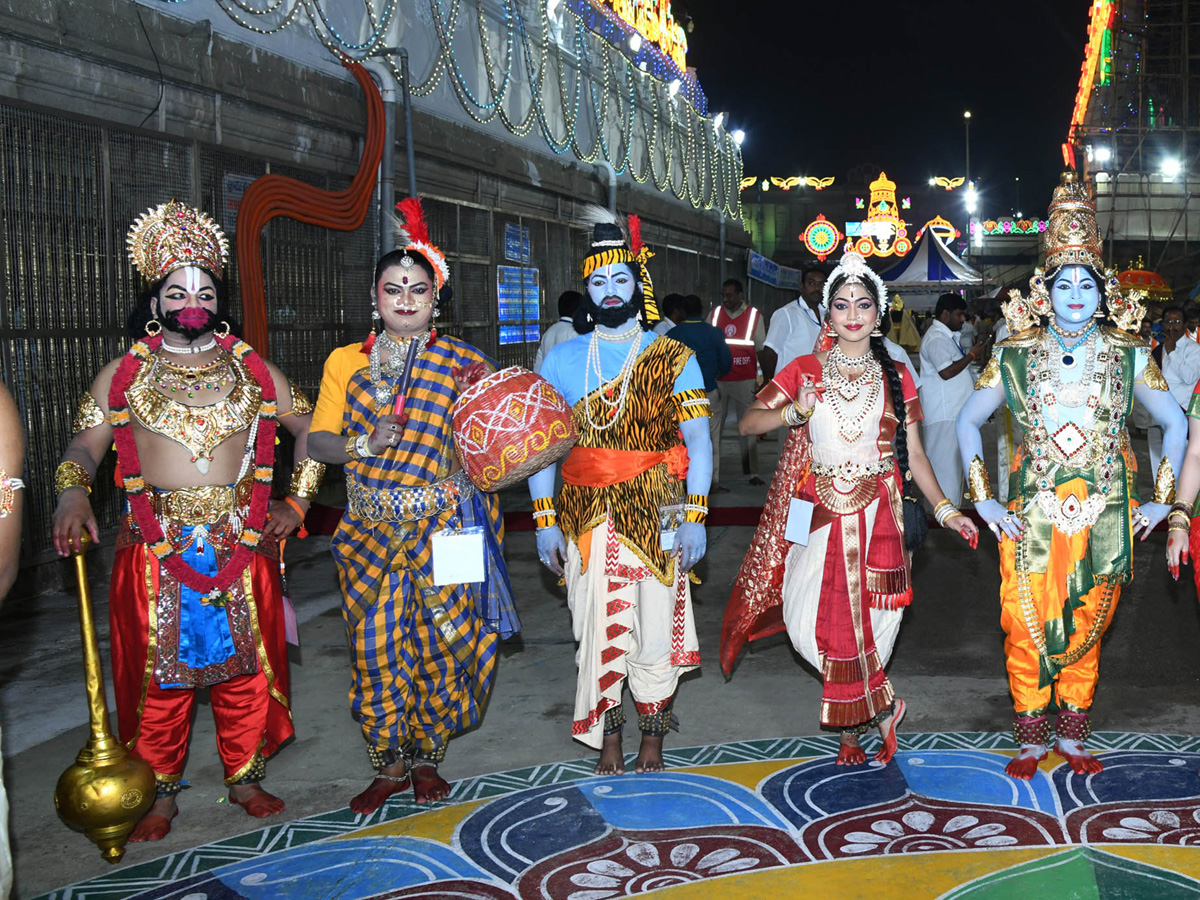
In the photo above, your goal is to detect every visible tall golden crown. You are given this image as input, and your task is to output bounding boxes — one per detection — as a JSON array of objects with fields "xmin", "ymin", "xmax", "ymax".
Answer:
[
  {"xmin": 1043, "ymin": 171, "xmax": 1104, "ymax": 271},
  {"xmin": 126, "ymin": 201, "xmax": 229, "ymax": 283}
]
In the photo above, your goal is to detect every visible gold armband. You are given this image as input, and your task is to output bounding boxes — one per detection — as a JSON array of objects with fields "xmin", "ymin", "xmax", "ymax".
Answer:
[
  {"xmin": 967, "ymin": 455, "xmax": 993, "ymax": 503},
  {"xmin": 1153, "ymin": 457, "xmax": 1177, "ymax": 506},
  {"xmin": 73, "ymin": 391, "xmax": 106, "ymax": 433},
  {"xmin": 532, "ymin": 496, "xmax": 557, "ymax": 529},
  {"xmin": 55, "ymin": 460, "xmax": 92, "ymax": 495},
  {"xmin": 282, "ymin": 380, "xmax": 314, "ymax": 417},
  {"xmin": 684, "ymin": 493, "xmax": 709, "ymax": 524},
  {"xmin": 288, "ymin": 457, "xmax": 326, "ymax": 501}
]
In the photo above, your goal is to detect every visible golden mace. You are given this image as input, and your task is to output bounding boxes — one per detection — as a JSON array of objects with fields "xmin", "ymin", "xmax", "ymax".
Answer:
[{"xmin": 54, "ymin": 534, "xmax": 155, "ymax": 863}]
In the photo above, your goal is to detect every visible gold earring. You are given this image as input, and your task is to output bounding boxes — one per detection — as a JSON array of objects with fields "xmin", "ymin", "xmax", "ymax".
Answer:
[
  {"xmin": 215, "ymin": 321, "xmax": 231, "ymax": 340},
  {"xmin": 144, "ymin": 318, "xmax": 162, "ymax": 337}
]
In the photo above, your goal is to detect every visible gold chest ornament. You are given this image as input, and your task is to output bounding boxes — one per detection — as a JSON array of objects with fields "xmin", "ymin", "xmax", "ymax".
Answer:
[{"xmin": 125, "ymin": 352, "xmax": 261, "ymax": 474}]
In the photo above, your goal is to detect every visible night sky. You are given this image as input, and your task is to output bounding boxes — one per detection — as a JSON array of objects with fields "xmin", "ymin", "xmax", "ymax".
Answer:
[{"xmin": 679, "ymin": 1, "xmax": 1091, "ymax": 219}]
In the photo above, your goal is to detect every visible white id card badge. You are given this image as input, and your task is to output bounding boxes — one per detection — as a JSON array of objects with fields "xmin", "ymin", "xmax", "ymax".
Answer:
[
  {"xmin": 432, "ymin": 527, "xmax": 485, "ymax": 585},
  {"xmin": 785, "ymin": 498, "xmax": 815, "ymax": 545},
  {"xmin": 659, "ymin": 502, "xmax": 685, "ymax": 552}
]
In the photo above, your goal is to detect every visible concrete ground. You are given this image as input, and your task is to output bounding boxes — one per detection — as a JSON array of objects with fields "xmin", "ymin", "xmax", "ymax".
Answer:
[{"xmin": 5, "ymin": 416, "xmax": 1200, "ymax": 898}]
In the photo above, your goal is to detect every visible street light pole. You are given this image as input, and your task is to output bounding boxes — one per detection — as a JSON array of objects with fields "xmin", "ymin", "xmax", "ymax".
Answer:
[{"xmin": 964, "ymin": 110, "xmax": 972, "ymax": 261}]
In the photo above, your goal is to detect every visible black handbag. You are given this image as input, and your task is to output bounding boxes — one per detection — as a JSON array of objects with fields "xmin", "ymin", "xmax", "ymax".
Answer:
[{"xmin": 902, "ymin": 481, "xmax": 928, "ymax": 551}]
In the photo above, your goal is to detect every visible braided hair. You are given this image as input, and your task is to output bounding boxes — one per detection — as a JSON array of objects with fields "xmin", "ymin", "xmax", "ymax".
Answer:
[{"xmin": 825, "ymin": 272, "xmax": 910, "ymax": 484}]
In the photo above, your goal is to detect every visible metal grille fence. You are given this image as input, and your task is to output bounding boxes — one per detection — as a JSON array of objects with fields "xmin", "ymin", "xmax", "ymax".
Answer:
[
  {"xmin": 1, "ymin": 102, "xmax": 745, "ymax": 563},
  {"xmin": 0, "ymin": 103, "xmax": 377, "ymax": 560}
]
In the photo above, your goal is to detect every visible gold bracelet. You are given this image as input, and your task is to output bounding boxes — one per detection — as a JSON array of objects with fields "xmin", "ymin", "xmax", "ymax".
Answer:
[
  {"xmin": 1169, "ymin": 524, "xmax": 1191, "ymax": 535},
  {"xmin": 932, "ymin": 499, "xmax": 959, "ymax": 527},
  {"xmin": 346, "ymin": 433, "xmax": 372, "ymax": 461},
  {"xmin": 55, "ymin": 460, "xmax": 92, "ymax": 495},
  {"xmin": 1154, "ymin": 457, "xmax": 1177, "ymax": 505},
  {"xmin": 967, "ymin": 455, "xmax": 993, "ymax": 503},
  {"xmin": 288, "ymin": 457, "xmax": 326, "ymax": 501},
  {"xmin": 781, "ymin": 401, "xmax": 813, "ymax": 428}
]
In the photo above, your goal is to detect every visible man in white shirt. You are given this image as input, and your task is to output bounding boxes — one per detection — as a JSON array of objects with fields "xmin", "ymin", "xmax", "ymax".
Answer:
[
  {"xmin": 919, "ymin": 293, "xmax": 983, "ymax": 505},
  {"xmin": 533, "ymin": 290, "xmax": 582, "ymax": 374},
  {"xmin": 1149, "ymin": 305, "xmax": 1200, "ymax": 473},
  {"xmin": 760, "ymin": 262, "xmax": 830, "ymax": 381}
]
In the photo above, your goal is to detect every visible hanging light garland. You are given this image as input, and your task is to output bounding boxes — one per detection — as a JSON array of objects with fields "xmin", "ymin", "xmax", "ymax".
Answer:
[{"xmin": 158, "ymin": 0, "xmax": 742, "ymax": 217}]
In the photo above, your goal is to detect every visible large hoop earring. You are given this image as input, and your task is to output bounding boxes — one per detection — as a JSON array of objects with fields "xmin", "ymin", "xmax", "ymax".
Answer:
[
  {"xmin": 215, "ymin": 321, "xmax": 231, "ymax": 340},
  {"xmin": 144, "ymin": 318, "xmax": 162, "ymax": 337}
]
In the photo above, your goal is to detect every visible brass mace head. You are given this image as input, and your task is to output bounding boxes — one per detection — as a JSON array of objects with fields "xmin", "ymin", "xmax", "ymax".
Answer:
[{"xmin": 55, "ymin": 532, "xmax": 155, "ymax": 863}]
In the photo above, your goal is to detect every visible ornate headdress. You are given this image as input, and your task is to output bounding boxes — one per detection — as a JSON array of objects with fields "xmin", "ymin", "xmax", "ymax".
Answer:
[
  {"xmin": 821, "ymin": 250, "xmax": 888, "ymax": 309},
  {"xmin": 126, "ymin": 201, "xmax": 229, "ymax": 283},
  {"xmin": 1001, "ymin": 171, "xmax": 1145, "ymax": 334},
  {"xmin": 578, "ymin": 206, "xmax": 659, "ymax": 323},
  {"xmin": 394, "ymin": 197, "xmax": 450, "ymax": 290}
]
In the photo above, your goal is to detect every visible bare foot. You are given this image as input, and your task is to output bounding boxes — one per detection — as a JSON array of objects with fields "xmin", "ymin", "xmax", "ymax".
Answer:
[
  {"xmin": 1005, "ymin": 744, "xmax": 1048, "ymax": 779},
  {"xmin": 350, "ymin": 762, "xmax": 410, "ymax": 815},
  {"xmin": 1055, "ymin": 738, "xmax": 1104, "ymax": 775},
  {"xmin": 836, "ymin": 735, "xmax": 867, "ymax": 766},
  {"xmin": 228, "ymin": 783, "xmax": 286, "ymax": 818},
  {"xmin": 874, "ymin": 698, "xmax": 906, "ymax": 764},
  {"xmin": 595, "ymin": 732, "xmax": 625, "ymax": 776},
  {"xmin": 634, "ymin": 734, "xmax": 665, "ymax": 774},
  {"xmin": 128, "ymin": 796, "xmax": 178, "ymax": 842},
  {"xmin": 412, "ymin": 763, "xmax": 451, "ymax": 804}
]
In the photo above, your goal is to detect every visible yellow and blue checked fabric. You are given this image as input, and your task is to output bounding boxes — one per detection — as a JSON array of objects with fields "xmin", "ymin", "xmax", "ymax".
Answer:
[{"xmin": 324, "ymin": 336, "xmax": 514, "ymax": 755}]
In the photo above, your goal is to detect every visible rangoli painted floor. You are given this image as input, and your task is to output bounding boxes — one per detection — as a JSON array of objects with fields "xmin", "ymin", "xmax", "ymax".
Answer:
[{"xmin": 38, "ymin": 732, "xmax": 1200, "ymax": 899}]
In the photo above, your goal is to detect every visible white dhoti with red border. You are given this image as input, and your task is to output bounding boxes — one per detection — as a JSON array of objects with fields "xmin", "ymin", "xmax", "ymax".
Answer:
[{"xmin": 564, "ymin": 516, "xmax": 700, "ymax": 749}]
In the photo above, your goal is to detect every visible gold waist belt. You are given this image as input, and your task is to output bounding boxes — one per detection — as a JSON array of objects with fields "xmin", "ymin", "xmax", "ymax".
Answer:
[
  {"xmin": 347, "ymin": 470, "xmax": 475, "ymax": 523},
  {"xmin": 148, "ymin": 479, "xmax": 254, "ymax": 526}
]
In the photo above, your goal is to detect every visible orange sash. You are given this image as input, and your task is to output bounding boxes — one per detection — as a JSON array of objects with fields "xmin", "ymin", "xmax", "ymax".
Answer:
[{"xmin": 561, "ymin": 445, "xmax": 689, "ymax": 488}]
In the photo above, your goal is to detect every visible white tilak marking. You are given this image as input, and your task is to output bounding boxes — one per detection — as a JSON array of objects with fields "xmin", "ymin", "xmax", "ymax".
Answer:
[{"xmin": 182, "ymin": 265, "xmax": 202, "ymax": 294}]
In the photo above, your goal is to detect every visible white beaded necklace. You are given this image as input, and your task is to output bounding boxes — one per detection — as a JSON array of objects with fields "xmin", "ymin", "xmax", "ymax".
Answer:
[
  {"xmin": 584, "ymin": 324, "xmax": 642, "ymax": 431},
  {"xmin": 161, "ymin": 337, "xmax": 217, "ymax": 354}
]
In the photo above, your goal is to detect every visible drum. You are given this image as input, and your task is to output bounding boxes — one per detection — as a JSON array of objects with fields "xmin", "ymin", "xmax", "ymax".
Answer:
[{"xmin": 452, "ymin": 366, "xmax": 577, "ymax": 491}]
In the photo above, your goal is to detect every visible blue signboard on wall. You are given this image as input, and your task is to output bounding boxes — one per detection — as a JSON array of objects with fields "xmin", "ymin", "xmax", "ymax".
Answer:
[
  {"xmin": 504, "ymin": 221, "xmax": 532, "ymax": 264},
  {"xmin": 497, "ymin": 265, "xmax": 540, "ymax": 345}
]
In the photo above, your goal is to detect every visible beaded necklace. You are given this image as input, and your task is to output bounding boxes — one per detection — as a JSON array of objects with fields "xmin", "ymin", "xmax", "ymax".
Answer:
[
  {"xmin": 584, "ymin": 323, "xmax": 642, "ymax": 431},
  {"xmin": 161, "ymin": 337, "xmax": 217, "ymax": 355},
  {"xmin": 1048, "ymin": 320, "xmax": 1098, "ymax": 369},
  {"xmin": 823, "ymin": 346, "xmax": 882, "ymax": 443},
  {"xmin": 369, "ymin": 329, "xmax": 432, "ymax": 411}
]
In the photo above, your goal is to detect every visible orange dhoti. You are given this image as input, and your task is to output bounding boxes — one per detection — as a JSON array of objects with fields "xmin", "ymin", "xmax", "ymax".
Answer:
[{"xmin": 997, "ymin": 477, "xmax": 1124, "ymax": 718}]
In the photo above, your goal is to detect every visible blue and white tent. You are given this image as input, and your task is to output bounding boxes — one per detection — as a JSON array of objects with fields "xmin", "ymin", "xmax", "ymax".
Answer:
[{"xmin": 880, "ymin": 231, "xmax": 982, "ymax": 309}]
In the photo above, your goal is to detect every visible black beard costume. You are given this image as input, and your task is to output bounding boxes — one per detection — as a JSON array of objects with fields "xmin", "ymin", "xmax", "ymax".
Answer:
[
  {"xmin": 160, "ymin": 307, "xmax": 220, "ymax": 342},
  {"xmin": 591, "ymin": 298, "xmax": 638, "ymax": 329}
]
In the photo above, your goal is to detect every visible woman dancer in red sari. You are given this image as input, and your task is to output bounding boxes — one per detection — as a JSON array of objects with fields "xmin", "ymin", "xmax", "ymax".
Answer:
[{"xmin": 734, "ymin": 253, "xmax": 977, "ymax": 764}]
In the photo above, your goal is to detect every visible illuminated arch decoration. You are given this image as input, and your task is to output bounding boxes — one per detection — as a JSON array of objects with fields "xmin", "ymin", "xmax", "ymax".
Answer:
[
  {"xmin": 805, "ymin": 176, "xmax": 835, "ymax": 190},
  {"xmin": 1068, "ymin": 0, "xmax": 1116, "ymax": 145},
  {"xmin": 932, "ymin": 176, "xmax": 965, "ymax": 191},
  {"xmin": 740, "ymin": 176, "xmax": 758, "ymax": 190},
  {"xmin": 770, "ymin": 176, "xmax": 802, "ymax": 191},
  {"xmin": 801, "ymin": 215, "xmax": 844, "ymax": 261},
  {"xmin": 977, "ymin": 219, "xmax": 1049, "ymax": 236},
  {"xmin": 914, "ymin": 215, "xmax": 961, "ymax": 246},
  {"xmin": 846, "ymin": 172, "xmax": 911, "ymax": 258}
]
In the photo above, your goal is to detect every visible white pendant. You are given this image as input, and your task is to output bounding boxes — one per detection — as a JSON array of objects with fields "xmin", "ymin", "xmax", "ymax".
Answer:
[{"xmin": 195, "ymin": 457, "xmax": 211, "ymax": 475}]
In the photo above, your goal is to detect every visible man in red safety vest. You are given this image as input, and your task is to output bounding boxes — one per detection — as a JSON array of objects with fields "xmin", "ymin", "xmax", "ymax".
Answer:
[{"xmin": 709, "ymin": 278, "xmax": 767, "ymax": 491}]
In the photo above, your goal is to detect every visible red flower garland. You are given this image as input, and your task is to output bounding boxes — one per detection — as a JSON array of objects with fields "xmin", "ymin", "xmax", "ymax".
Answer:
[{"xmin": 108, "ymin": 333, "xmax": 278, "ymax": 596}]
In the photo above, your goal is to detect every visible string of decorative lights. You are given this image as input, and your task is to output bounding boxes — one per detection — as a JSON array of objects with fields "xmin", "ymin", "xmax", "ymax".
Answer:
[{"xmin": 157, "ymin": 0, "xmax": 742, "ymax": 216}]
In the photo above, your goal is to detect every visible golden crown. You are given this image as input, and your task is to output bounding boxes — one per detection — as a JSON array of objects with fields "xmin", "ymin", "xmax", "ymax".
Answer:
[
  {"xmin": 126, "ymin": 201, "xmax": 229, "ymax": 283},
  {"xmin": 1043, "ymin": 171, "xmax": 1104, "ymax": 272}
]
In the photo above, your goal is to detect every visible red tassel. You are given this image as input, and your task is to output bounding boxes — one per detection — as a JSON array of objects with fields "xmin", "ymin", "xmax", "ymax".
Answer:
[
  {"xmin": 395, "ymin": 197, "xmax": 431, "ymax": 246},
  {"xmin": 361, "ymin": 332, "xmax": 376, "ymax": 355},
  {"xmin": 628, "ymin": 214, "xmax": 643, "ymax": 255}
]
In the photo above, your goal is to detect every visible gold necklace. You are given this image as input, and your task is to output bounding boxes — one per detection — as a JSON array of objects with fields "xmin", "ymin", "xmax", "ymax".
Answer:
[
  {"xmin": 823, "ymin": 351, "xmax": 881, "ymax": 443},
  {"xmin": 153, "ymin": 355, "xmax": 233, "ymax": 400}
]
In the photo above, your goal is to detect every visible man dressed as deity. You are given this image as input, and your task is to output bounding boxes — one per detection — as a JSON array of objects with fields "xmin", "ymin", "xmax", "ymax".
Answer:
[
  {"xmin": 52, "ymin": 202, "xmax": 324, "ymax": 839},
  {"xmin": 956, "ymin": 173, "xmax": 1186, "ymax": 778},
  {"xmin": 530, "ymin": 210, "xmax": 712, "ymax": 775}
]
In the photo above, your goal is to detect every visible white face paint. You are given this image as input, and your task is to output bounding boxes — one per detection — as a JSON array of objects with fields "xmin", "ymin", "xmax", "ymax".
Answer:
[
  {"xmin": 181, "ymin": 265, "xmax": 203, "ymax": 295},
  {"xmin": 1050, "ymin": 265, "xmax": 1101, "ymax": 327},
  {"xmin": 587, "ymin": 262, "xmax": 637, "ymax": 309}
]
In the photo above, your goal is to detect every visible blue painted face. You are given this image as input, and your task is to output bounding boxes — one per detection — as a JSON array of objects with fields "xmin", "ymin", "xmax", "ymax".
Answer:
[
  {"xmin": 587, "ymin": 262, "xmax": 638, "ymax": 310},
  {"xmin": 1049, "ymin": 265, "xmax": 1101, "ymax": 326}
]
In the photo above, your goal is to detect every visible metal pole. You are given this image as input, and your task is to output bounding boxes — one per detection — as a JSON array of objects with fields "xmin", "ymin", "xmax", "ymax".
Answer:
[
  {"xmin": 363, "ymin": 61, "xmax": 398, "ymax": 257},
  {"xmin": 399, "ymin": 49, "xmax": 418, "ymax": 200},
  {"xmin": 964, "ymin": 110, "xmax": 972, "ymax": 263},
  {"xmin": 718, "ymin": 212, "xmax": 726, "ymax": 286}
]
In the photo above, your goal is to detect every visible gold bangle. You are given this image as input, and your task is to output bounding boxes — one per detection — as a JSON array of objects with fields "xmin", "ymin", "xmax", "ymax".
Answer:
[
  {"xmin": 1154, "ymin": 457, "xmax": 1177, "ymax": 505},
  {"xmin": 1168, "ymin": 525, "xmax": 1191, "ymax": 535},
  {"xmin": 55, "ymin": 460, "xmax": 92, "ymax": 495},
  {"xmin": 346, "ymin": 433, "xmax": 372, "ymax": 460},
  {"xmin": 967, "ymin": 455, "xmax": 993, "ymax": 503},
  {"xmin": 288, "ymin": 457, "xmax": 326, "ymax": 501},
  {"xmin": 781, "ymin": 401, "xmax": 813, "ymax": 428}
]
